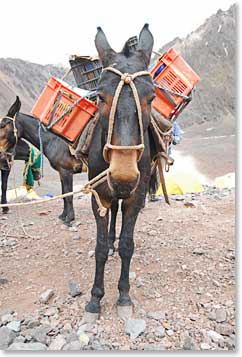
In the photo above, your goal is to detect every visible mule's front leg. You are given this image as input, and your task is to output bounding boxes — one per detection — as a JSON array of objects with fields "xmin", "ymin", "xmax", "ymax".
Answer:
[
  {"xmin": 1, "ymin": 169, "xmax": 10, "ymax": 214},
  {"xmin": 85, "ymin": 196, "xmax": 109, "ymax": 314},
  {"xmin": 117, "ymin": 196, "xmax": 142, "ymax": 306}
]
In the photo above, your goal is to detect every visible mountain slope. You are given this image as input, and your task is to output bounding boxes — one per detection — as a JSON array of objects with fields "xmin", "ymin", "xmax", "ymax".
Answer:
[
  {"xmin": 0, "ymin": 4, "xmax": 236, "ymax": 131},
  {"xmin": 0, "ymin": 59, "xmax": 67, "ymax": 114},
  {"xmin": 154, "ymin": 4, "xmax": 236, "ymax": 129}
]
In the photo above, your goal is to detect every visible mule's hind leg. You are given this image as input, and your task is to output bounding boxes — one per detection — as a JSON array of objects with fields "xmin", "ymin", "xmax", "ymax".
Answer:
[
  {"xmin": 85, "ymin": 196, "xmax": 109, "ymax": 314},
  {"xmin": 58, "ymin": 174, "xmax": 67, "ymax": 221},
  {"xmin": 108, "ymin": 200, "xmax": 119, "ymax": 256},
  {"xmin": 62, "ymin": 172, "xmax": 75, "ymax": 225},
  {"xmin": 1, "ymin": 170, "xmax": 10, "ymax": 214},
  {"xmin": 59, "ymin": 170, "xmax": 75, "ymax": 226}
]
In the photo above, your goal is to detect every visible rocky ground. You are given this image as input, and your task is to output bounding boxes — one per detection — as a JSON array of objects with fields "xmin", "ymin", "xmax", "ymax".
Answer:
[
  {"xmin": 0, "ymin": 184, "xmax": 235, "ymax": 351},
  {"xmin": 0, "ymin": 3, "xmax": 236, "ymax": 352}
]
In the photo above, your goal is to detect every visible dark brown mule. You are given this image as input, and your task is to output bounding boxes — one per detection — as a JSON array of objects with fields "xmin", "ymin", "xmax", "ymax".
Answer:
[
  {"xmin": 85, "ymin": 24, "xmax": 156, "ymax": 315},
  {"xmin": 0, "ymin": 97, "xmax": 83, "ymax": 225}
]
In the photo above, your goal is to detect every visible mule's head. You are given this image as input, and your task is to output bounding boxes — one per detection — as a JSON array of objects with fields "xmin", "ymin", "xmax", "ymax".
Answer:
[
  {"xmin": 0, "ymin": 96, "xmax": 21, "ymax": 158},
  {"xmin": 95, "ymin": 24, "xmax": 155, "ymax": 199}
]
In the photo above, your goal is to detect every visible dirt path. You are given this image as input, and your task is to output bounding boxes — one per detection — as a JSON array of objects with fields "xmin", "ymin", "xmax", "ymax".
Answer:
[
  {"xmin": 0, "ymin": 119, "xmax": 236, "ymax": 350},
  {"xmin": 0, "ymin": 185, "xmax": 235, "ymax": 351}
]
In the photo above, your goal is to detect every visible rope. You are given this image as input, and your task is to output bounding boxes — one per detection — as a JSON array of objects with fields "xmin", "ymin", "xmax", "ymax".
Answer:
[
  {"xmin": 0, "ymin": 114, "xmax": 108, "ymax": 217},
  {"xmin": 46, "ymin": 90, "xmax": 96, "ymax": 130},
  {"xmin": 102, "ymin": 67, "xmax": 150, "ymax": 164},
  {"xmin": 154, "ymin": 82, "xmax": 192, "ymax": 101},
  {"xmin": 61, "ymin": 68, "xmax": 72, "ymax": 81},
  {"xmin": 0, "ymin": 168, "xmax": 109, "ymax": 217},
  {"xmin": 156, "ymin": 156, "xmax": 170, "ymax": 205}
]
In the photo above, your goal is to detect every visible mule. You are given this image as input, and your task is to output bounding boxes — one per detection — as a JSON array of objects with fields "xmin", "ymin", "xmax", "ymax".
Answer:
[
  {"xmin": 85, "ymin": 24, "xmax": 156, "ymax": 315},
  {"xmin": 0, "ymin": 97, "xmax": 83, "ymax": 225},
  {"xmin": 0, "ymin": 139, "xmax": 39, "ymax": 214}
]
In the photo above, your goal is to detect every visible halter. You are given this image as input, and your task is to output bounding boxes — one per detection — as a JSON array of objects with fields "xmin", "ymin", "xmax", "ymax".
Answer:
[
  {"xmin": 102, "ymin": 66, "xmax": 151, "ymax": 163},
  {"xmin": 0, "ymin": 115, "xmax": 18, "ymax": 166}
]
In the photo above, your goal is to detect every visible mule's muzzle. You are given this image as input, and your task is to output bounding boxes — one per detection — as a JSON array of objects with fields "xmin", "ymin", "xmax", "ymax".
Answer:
[
  {"xmin": 108, "ymin": 171, "xmax": 140, "ymax": 199},
  {"xmin": 107, "ymin": 148, "xmax": 141, "ymax": 198}
]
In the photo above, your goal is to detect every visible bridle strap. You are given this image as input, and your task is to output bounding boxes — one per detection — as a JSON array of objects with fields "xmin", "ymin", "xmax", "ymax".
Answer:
[
  {"xmin": 0, "ymin": 115, "xmax": 18, "ymax": 164},
  {"xmin": 102, "ymin": 66, "xmax": 151, "ymax": 163}
]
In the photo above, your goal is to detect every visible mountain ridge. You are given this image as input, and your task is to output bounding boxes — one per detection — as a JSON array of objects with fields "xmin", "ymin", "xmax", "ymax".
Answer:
[{"xmin": 0, "ymin": 4, "xmax": 236, "ymax": 131}]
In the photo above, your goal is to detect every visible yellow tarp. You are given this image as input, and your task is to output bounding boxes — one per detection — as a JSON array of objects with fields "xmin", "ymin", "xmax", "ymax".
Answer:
[
  {"xmin": 7, "ymin": 186, "xmax": 40, "ymax": 202},
  {"xmin": 156, "ymin": 171, "xmax": 204, "ymax": 195}
]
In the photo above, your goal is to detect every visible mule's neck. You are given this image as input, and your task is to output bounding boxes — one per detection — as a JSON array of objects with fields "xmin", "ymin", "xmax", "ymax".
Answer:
[
  {"xmin": 16, "ymin": 113, "xmax": 59, "ymax": 152},
  {"xmin": 15, "ymin": 140, "xmax": 30, "ymax": 161}
]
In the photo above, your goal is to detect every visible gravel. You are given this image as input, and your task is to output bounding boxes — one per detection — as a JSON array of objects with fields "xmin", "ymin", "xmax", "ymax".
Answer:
[{"xmin": 125, "ymin": 319, "xmax": 146, "ymax": 339}]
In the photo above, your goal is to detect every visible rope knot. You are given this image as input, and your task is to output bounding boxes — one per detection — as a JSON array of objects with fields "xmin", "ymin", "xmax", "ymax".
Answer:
[{"xmin": 121, "ymin": 73, "xmax": 132, "ymax": 84}]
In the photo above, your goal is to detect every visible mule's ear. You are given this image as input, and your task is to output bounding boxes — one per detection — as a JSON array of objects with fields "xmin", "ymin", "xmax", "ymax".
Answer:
[
  {"xmin": 7, "ymin": 96, "xmax": 21, "ymax": 118},
  {"xmin": 95, "ymin": 27, "xmax": 116, "ymax": 67},
  {"xmin": 137, "ymin": 24, "xmax": 154, "ymax": 66}
]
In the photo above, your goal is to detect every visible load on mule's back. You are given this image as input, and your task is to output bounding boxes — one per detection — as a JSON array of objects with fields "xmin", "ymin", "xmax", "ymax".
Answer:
[{"xmin": 85, "ymin": 24, "xmax": 156, "ymax": 316}]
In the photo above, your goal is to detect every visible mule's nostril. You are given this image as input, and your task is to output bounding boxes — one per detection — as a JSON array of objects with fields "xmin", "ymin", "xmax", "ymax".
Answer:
[{"xmin": 107, "ymin": 171, "xmax": 140, "ymax": 199}]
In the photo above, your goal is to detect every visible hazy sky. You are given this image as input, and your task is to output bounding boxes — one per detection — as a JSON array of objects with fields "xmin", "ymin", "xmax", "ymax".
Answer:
[{"xmin": 0, "ymin": 0, "xmax": 236, "ymax": 66}]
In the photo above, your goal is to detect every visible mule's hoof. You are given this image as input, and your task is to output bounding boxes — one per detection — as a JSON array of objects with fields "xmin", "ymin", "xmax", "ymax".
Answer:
[
  {"xmin": 58, "ymin": 213, "xmax": 66, "ymax": 221},
  {"xmin": 117, "ymin": 305, "xmax": 133, "ymax": 321},
  {"xmin": 64, "ymin": 220, "xmax": 72, "ymax": 227},
  {"xmin": 81, "ymin": 311, "xmax": 99, "ymax": 324},
  {"xmin": 85, "ymin": 300, "xmax": 101, "ymax": 314},
  {"xmin": 2, "ymin": 207, "xmax": 9, "ymax": 214},
  {"xmin": 64, "ymin": 216, "xmax": 75, "ymax": 227},
  {"xmin": 117, "ymin": 296, "xmax": 133, "ymax": 307}
]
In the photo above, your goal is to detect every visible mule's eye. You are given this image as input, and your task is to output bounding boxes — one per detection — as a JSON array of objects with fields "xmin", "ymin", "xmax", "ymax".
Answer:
[
  {"xmin": 0, "ymin": 122, "xmax": 6, "ymax": 129},
  {"xmin": 147, "ymin": 94, "xmax": 156, "ymax": 104}
]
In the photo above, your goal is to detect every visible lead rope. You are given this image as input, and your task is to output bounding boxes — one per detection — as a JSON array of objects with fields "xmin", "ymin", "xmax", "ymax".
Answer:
[{"xmin": 0, "ymin": 115, "xmax": 108, "ymax": 217}]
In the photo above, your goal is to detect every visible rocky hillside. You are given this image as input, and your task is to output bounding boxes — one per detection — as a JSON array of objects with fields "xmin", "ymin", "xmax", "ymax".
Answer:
[
  {"xmin": 0, "ymin": 59, "xmax": 68, "ymax": 114},
  {"xmin": 154, "ymin": 4, "xmax": 236, "ymax": 128},
  {"xmin": 0, "ymin": 4, "xmax": 236, "ymax": 130}
]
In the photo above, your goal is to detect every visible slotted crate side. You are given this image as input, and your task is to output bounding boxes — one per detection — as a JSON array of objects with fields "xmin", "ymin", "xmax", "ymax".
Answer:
[
  {"xmin": 69, "ymin": 56, "xmax": 103, "ymax": 91},
  {"xmin": 126, "ymin": 36, "xmax": 138, "ymax": 50},
  {"xmin": 150, "ymin": 48, "xmax": 200, "ymax": 119},
  {"xmin": 31, "ymin": 77, "xmax": 98, "ymax": 142}
]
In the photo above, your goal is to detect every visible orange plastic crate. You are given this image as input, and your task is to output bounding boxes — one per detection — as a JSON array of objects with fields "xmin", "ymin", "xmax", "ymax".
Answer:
[
  {"xmin": 31, "ymin": 77, "xmax": 98, "ymax": 142},
  {"xmin": 150, "ymin": 48, "xmax": 200, "ymax": 119}
]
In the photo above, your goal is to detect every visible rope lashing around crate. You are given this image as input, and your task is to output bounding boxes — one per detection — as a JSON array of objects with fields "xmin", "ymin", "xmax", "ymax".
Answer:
[
  {"xmin": 101, "ymin": 67, "xmax": 151, "ymax": 170},
  {"xmin": 48, "ymin": 90, "xmax": 65, "ymax": 127},
  {"xmin": 150, "ymin": 115, "xmax": 174, "ymax": 172},
  {"xmin": 150, "ymin": 153, "xmax": 171, "ymax": 204},
  {"xmin": 154, "ymin": 82, "xmax": 192, "ymax": 101},
  {"xmin": 46, "ymin": 90, "xmax": 97, "ymax": 131},
  {"xmin": 37, "ymin": 89, "xmax": 96, "ymax": 178}
]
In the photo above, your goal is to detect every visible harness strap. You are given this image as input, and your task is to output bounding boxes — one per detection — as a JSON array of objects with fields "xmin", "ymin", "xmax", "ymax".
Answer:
[
  {"xmin": 0, "ymin": 115, "xmax": 18, "ymax": 166},
  {"xmin": 102, "ymin": 67, "xmax": 150, "ymax": 163}
]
